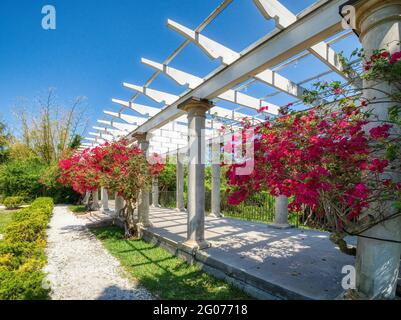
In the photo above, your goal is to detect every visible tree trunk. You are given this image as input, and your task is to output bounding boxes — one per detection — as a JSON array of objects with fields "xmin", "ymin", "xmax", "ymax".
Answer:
[{"xmin": 120, "ymin": 200, "xmax": 139, "ymax": 238}]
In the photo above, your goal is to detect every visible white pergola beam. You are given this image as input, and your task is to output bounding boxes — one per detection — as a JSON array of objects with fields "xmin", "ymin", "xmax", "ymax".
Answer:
[
  {"xmin": 142, "ymin": 57, "xmax": 276, "ymax": 113},
  {"xmin": 142, "ymin": 58, "xmax": 203, "ymax": 88},
  {"xmin": 103, "ymin": 110, "xmax": 148, "ymax": 125},
  {"xmin": 166, "ymin": 21, "xmax": 306, "ymax": 102},
  {"xmin": 253, "ymin": 0, "xmax": 296, "ymax": 29},
  {"xmin": 114, "ymin": 95, "xmax": 229, "ymax": 130},
  {"xmin": 254, "ymin": 0, "xmax": 350, "ymax": 79},
  {"xmin": 112, "ymin": 98, "xmax": 163, "ymax": 117},
  {"xmin": 111, "ymin": 98, "xmax": 130, "ymax": 108},
  {"xmin": 131, "ymin": 0, "xmax": 343, "ymax": 135},
  {"xmin": 167, "ymin": 19, "xmax": 240, "ymax": 65},
  {"xmin": 97, "ymin": 119, "xmax": 138, "ymax": 132},
  {"xmin": 93, "ymin": 126, "xmax": 126, "ymax": 137},
  {"xmin": 123, "ymin": 83, "xmax": 179, "ymax": 105}
]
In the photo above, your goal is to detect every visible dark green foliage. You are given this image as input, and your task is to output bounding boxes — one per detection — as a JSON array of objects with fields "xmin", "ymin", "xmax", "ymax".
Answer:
[
  {"xmin": 0, "ymin": 159, "xmax": 44, "ymax": 201},
  {"xmin": 0, "ymin": 159, "xmax": 80, "ymax": 204},
  {"xmin": 68, "ymin": 205, "xmax": 87, "ymax": 214},
  {"xmin": 0, "ymin": 121, "xmax": 11, "ymax": 164},
  {"xmin": 158, "ymin": 162, "xmax": 177, "ymax": 191},
  {"xmin": 38, "ymin": 162, "xmax": 80, "ymax": 204},
  {"xmin": 68, "ymin": 134, "xmax": 82, "ymax": 150}
]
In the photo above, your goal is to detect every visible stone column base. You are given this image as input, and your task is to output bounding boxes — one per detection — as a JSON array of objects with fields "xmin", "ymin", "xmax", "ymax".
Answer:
[
  {"xmin": 176, "ymin": 207, "xmax": 187, "ymax": 212},
  {"xmin": 335, "ymin": 289, "xmax": 370, "ymax": 300},
  {"xmin": 209, "ymin": 212, "xmax": 223, "ymax": 218},
  {"xmin": 181, "ymin": 239, "xmax": 211, "ymax": 252},
  {"xmin": 137, "ymin": 221, "xmax": 153, "ymax": 228},
  {"xmin": 270, "ymin": 223, "xmax": 292, "ymax": 229}
]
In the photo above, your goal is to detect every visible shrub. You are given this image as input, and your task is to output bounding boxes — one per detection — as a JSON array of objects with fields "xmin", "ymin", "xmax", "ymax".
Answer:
[
  {"xmin": 0, "ymin": 159, "xmax": 44, "ymax": 201},
  {"xmin": 4, "ymin": 218, "xmax": 47, "ymax": 243},
  {"xmin": 39, "ymin": 163, "xmax": 81, "ymax": 204},
  {"xmin": 2, "ymin": 196, "xmax": 25, "ymax": 209},
  {"xmin": 0, "ymin": 270, "xmax": 50, "ymax": 300},
  {"xmin": 0, "ymin": 158, "xmax": 80, "ymax": 204},
  {"xmin": 0, "ymin": 197, "xmax": 54, "ymax": 300}
]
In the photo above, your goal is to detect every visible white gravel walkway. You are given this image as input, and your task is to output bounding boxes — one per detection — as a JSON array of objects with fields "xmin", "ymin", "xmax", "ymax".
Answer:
[{"xmin": 44, "ymin": 205, "xmax": 153, "ymax": 300}]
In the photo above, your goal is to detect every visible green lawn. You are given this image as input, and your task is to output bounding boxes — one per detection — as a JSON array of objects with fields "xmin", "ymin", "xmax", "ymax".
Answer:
[
  {"xmin": 68, "ymin": 205, "xmax": 87, "ymax": 214},
  {"xmin": 0, "ymin": 210, "xmax": 13, "ymax": 234},
  {"xmin": 91, "ymin": 226, "xmax": 251, "ymax": 300}
]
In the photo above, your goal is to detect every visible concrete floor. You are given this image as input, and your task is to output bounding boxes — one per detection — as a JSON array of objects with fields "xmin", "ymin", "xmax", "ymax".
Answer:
[{"xmin": 106, "ymin": 200, "xmax": 357, "ymax": 299}]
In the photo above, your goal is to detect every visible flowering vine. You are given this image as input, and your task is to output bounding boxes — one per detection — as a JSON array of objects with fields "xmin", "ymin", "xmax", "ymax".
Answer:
[{"xmin": 224, "ymin": 47, "xmax": 401, "ymax": 255}]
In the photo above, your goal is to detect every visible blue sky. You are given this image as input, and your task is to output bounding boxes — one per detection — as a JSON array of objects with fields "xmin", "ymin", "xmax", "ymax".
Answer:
[{"xmin": 0, "ymin": 0, "xmax": 360, "ymax": 138}]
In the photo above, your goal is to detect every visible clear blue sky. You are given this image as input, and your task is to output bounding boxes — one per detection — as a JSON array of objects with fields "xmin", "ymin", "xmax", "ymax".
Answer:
[{"xmin": 0, "ymin": 0, "xmax": 360, "ymax": 137}]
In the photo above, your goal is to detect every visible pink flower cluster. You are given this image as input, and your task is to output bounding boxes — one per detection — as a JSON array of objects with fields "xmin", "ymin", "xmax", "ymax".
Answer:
[
  {"xmin": 58, "ymin": 139, "xmax": 164, "ymax": 195},
  {"xmin": 225, "ymin": 102, "xmax": 394, "ymax": 226}
]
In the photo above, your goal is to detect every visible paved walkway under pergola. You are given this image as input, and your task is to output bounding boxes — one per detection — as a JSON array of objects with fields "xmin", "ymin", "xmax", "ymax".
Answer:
[{"xmin": 108, "ymin": 201, "xmax": 356, "ymax": 300}]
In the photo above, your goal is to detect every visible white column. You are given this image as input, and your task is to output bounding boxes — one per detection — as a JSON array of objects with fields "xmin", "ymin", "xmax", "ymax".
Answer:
[
  {"xmin": 210, "ymin": 141, "xmax": 221, "ymax": 217},
  {"xmin": 151, "ymin": 177, "xmax": 160, "ymax": 207},
  {"xmin": 176, "ymin": 152, "xmax": 185, "ymax": 212},
  {"xmin": 179, "ymin": 98, "xmax": 212, "ymax": 250},
  {"xmin": 82, "ymin": 191, "xmax": 90, "ymax": 205},
  {"xmin": 101, "ymin": 187, "xmax": 110, "ymax": 213},
  {"xmin": 354, "ymin": 0, "xmax": 401, "ymax": 299},
  {"xmin": 92, "ymin": 189, "xmax": 100, "ymax": 210},
  {"xmin": 135, "ymin": 133, "xmax": 151, "ymax": 227},
  {"xmin": 272, "ymin": 196, "xmax": 290, "ymax": 229},
  {"xmin": 114, "ymin": 192, "xmax": 125, "ymax": 218}
]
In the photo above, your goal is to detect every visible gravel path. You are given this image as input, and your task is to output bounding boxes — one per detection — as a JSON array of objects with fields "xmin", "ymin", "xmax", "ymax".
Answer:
[{"xmin": 44, "ymin": 205, "xmax": 153, "ymax": 300}]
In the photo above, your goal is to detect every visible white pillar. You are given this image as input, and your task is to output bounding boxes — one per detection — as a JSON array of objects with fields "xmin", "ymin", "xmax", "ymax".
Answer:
[
  {"xmin": 114, "ymin": 192, "xmax": 125, "ymax": 218},
  {"xmin": 210, "ymin": 141, "xmax": 221, "ymax": 217},
  {"xmin": 135, "ymin": 133, "xmax": 151, "ymax": 227},
  {"xmin": 179, "ymin": 98, "xmax": 212, "ymax": 250},
  {"xmin": 101, "ymin": 187, "xmax": 109, "ymax": 213},
  {"xmin": 176, "ymin": 152, "xmax": 186, "ymax": 212},
  {"xmin": 353, "ymin": 0, "xmax": 401, "ymax": 299},
  {"xmin": 151, "ymin": 177, "xmax": 160, "ymax": 207},
  {"xmin": 92, "ymin": 189, "xmax": 100, "ymax": 210},
  {"xmin": 82, "ymin": 191, "xmax": 90, "ymax": 205},
  {"xmin": 272, "ymin": 196, "xmax": 290, "ymax": 229}
]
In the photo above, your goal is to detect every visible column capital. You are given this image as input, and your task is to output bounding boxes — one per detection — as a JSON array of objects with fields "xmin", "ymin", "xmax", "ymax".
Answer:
[
  {"xmin": 178, "ymin": 97, "xmax": 213, "ymax": 114},
  {"xmin": 350, "ymin": 0, "xmax": 401, "ymax": 40},
  {"xmin": 133, "ymin": 132, "xmax": 149, "ymax": 142}
]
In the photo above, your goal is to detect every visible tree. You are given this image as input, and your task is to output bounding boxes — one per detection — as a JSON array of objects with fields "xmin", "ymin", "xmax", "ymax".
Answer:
[
  {"xmin": 15, "ymin": 89, "xmax": 89, "ymax": 164},
  {"xmin": 0, "ymin": 121, "xmax": 11, "ymax": 164},
  {"xmin": 58, "ymin": 139, "xmax": 164, "ymax": 237}
]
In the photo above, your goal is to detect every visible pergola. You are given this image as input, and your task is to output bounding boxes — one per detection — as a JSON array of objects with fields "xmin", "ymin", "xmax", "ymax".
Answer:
[{"xmin": 78, "ymin": 0, "xmax": 401, "ymax": 299}]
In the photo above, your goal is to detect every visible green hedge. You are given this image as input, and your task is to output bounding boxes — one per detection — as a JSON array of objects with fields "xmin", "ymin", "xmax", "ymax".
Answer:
[
  {"xmin": 2, "ymin": 196, "xmax": 25, "ymax": 210},
  {"xmin": 0, "ymin": 197, "xmax": 54, "ymax": 300},
  {"xmin": 0, "ymin": 159, "xmax": 80, "ymax": 204}
]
